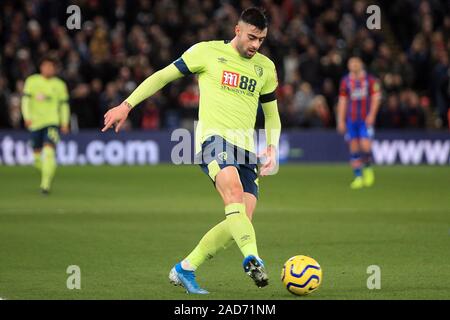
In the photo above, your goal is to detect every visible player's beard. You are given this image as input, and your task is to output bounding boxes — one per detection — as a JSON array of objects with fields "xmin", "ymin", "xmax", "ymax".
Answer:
[
  {"xmin": 237, "ymin": 41, "xmax": 256, "ymax": 59},
  {"xmin": 242, "ymin": 42, "xmax": 257, "ymax": 58},
  {"xmin": 246, "ymin": 47, "xmax": 256, "ymax": 57}
]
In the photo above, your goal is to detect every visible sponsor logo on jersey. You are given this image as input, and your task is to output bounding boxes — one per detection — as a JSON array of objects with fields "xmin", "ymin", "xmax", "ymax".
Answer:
[
  {"xmin": 36, "ymin": 93, "xmax": 47, "ymax": 101},
  {"xmin": 222, "ymin": 71, "xmax": 240, "ymax": 88},
  {"xmin": 350, "ymin": 87, "xmax": 368, "ymax": 100},
  {"xmin": 221, "ymin": 71, "xmax": 258, "ymax": 96}
]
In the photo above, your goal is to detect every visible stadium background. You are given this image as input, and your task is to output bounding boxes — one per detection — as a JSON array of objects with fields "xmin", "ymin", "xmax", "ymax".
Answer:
[
  {"xmin": 0, "ymin": 0, "xmax": 449, "ymax": 301},
  {"xmin": 0, "ymin": 0, "xmax": 449, "ymax": 132}
]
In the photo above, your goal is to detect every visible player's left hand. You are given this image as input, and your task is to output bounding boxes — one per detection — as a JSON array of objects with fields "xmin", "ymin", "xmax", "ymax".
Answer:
[
  {"xmin": 258, "ymin": 145, "xmax": 278, "ymax": 176},
  {"xmin": 365, "ymin": 114, "xmax": 376, "ymax": 127},
  {"xmin": 60, "ymin": 126, "xmax": 69, "ymax": 135}
]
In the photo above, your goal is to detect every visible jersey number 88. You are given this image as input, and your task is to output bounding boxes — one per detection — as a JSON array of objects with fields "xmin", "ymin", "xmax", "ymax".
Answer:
[{"xmin": 239, "ymin": 76, "xmax": 257, "ymax": 92}]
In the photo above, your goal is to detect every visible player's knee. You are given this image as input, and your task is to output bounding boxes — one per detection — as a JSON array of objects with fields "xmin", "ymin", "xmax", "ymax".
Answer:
[
  {"xmin": 42, "ymin": 145, "xmax": 56, "ymax": 159},
  {"xmin": 361, "ymin": 141, "xmax": 371, "ymax": 151},
  {"xmin": 349, "ymin": 141, "xmax": 360, "ymax": 152}
]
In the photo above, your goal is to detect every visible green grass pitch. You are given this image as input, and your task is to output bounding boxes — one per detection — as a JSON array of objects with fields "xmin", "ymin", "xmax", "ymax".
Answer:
[{"xmin": 0, "ymin": 164, "xmax": 449, "ymax": 300}]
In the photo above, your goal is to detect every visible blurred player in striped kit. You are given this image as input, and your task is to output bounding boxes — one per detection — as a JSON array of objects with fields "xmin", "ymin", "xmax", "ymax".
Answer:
[{"xmin": 337, "ymin": 57, "xmax": 381, "ymax": 189}]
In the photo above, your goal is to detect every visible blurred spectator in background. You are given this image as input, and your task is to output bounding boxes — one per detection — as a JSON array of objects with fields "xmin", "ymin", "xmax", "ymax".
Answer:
[
  {"xmin": 0, "ymin": 0, "xmax": 449, "ymax": 130},
  {"xmin": 293, "ymin": 82, "xmax": 315, "ymax": 125},
  {"xmin": 402, "ymin": 90, "xmax": 426, "ymax": 129},
  {"xmin": 141, "ymin": 99, "xmax": 161, "ymax": 130},
  {"xmin": 378, "ymin": 93, "xmax": 405, "ymax": 128},
  {"xmin": 307, "ymin": 95, "xmax": 331, "ymax": 128},
  {"xmin": 0, "ymin": 75, "xmax": 12, "ymax": 128},
  {"xmin": 178, "ymin": 80, "xmax": 200, "ymax": 131}
]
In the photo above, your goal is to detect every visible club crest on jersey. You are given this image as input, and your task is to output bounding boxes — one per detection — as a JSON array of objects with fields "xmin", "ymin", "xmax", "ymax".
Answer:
[
  {"xmin": 254, "ymin": 65, "xmax": 263, "ymax": 78},
  {"xmin": 222, "ymin": 71, "xmax": 240, "ymax": 87}
]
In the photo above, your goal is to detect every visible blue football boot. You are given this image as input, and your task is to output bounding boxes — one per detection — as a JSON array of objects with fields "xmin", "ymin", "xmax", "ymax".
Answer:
[
  {"xmin": 169, "ymin": 263, "xmax": 209, "ymax": 294},
  {"xmin": 243, "ymin": 255, "xmax": 269, "ymax": 288}
]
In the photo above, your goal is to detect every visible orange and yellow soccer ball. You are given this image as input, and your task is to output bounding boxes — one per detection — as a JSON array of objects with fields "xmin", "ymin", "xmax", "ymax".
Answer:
[{"xmin": 281, "ymin": 255, "xmax": 322, "ymax": 296}]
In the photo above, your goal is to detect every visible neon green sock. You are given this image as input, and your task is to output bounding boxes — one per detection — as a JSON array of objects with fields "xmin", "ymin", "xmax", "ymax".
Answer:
[
  {"xmin": 185, "ymin": 220, "xmax": 234, "ymax": 270},
  {"xmin": 33, "ymin": 152, "xmax": 42, "ymax": 171},
  {"xmin": 41, "ymin": 146, "xmax": 56, "ymax": 190},
  {"xmin": 225, "ymin": 203, "xmax": 258, "ymax": 258}
]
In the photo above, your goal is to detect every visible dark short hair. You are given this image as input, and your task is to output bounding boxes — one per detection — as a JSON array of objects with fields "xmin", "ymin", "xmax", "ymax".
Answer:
[
  {"xmin": 239, "ymin": 7, "xmax": 268, "ymax": 30},
  {"xmin": 348, "ymin": 55, "xmax": 364, "ymax": 64},
  {"xmin": 39, "ymin": 54, "xmax": 58, "ymax": 66}
]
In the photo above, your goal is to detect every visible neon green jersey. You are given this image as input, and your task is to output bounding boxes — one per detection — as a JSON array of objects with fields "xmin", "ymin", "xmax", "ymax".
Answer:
[
  {"xmin": 21, "ymin": 74, "xmax": 70, "ymax": 131},
  {"xmin": 174, "ymin": 40, "xmax": 278, "ymax": 153}
]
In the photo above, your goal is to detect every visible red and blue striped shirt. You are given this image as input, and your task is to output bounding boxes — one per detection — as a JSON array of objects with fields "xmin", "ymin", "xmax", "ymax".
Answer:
[{"xmin": 339, "ymin": 73, "xmax": 380, "ymax": 122}]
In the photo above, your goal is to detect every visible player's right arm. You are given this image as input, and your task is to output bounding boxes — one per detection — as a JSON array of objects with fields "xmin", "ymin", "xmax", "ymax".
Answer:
[
  {"xmin": 102, "ymin": 42, "xmax": 207, "ymax": 133},
  {"xmin": 337, "ymin": 78, "xmax": 348, "ymax": 134},
  {"xmin": 21, "ymin": 76, "xmax": 33, "ymax": 130}
]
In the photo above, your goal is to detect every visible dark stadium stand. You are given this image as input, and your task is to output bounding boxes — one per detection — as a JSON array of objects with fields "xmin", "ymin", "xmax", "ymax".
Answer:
[{"xmin": 0, "ymin": 0, "xmax": 449, "ymax": 130}]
